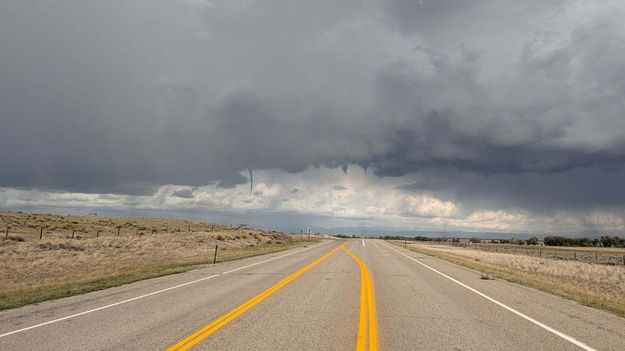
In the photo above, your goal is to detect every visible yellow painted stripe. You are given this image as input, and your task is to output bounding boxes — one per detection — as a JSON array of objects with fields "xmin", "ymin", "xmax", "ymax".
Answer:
[
  {"xmin": 356, "ymin": 253, "xmax": 367, "ymax": 351},
  {"xmin": 166, "ymin": 244, "xmax": 344, "ymax": 351},
  {"xmin": 366, "ymin": 263, "xmax": 378, "ymax": 350},
  {"xmin": 343, "ymin": 246, "xmax": 378, "ymax": 351}
]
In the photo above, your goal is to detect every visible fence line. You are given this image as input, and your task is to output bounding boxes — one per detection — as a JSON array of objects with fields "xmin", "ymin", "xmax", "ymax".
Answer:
[
  {"xmin": 413, "ymin": 241, "xmax": 625, "ymax": 266},
  {"xmin": 1, "ymin": 224, "xmax": 212, "ymax": 241}
]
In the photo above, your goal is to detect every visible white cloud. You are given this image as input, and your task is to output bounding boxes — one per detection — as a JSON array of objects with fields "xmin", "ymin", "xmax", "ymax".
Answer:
[{"xmin": 4, "ymin": 165, "xmax": 625, "ymax": 233}]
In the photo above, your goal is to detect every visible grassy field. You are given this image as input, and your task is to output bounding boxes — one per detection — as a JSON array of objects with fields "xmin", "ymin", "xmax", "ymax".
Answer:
[
  {"xmin": 435, "ymin": 241, "xmax": 625, "ymax": 265},
  {"xmin": 0, "ymin": 211, "xmax": 320, "ymax": 311},
  {"xmin": 393, "ymin": 241, "xmax": 625, "ymax": 317}
]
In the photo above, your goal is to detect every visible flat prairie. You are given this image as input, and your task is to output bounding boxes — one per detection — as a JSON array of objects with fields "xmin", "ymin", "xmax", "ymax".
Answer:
[
  {"xmin": 451, "ymin": 242, "xmax": 625, "ymax": 265},
  {"xmin": 396, "ymin": 241, "xmax": 625, "ymax": 317},
  {"xmin": 0, "ymin": 211, "xmax": 315, "ymax": 310}
]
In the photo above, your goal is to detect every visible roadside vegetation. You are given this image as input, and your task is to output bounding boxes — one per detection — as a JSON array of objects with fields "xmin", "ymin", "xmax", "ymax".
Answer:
[
  {"xmin": 0, "ymin": 211, "xmax": 318, "ymax": 311},
  {"xmin": 543, "ymin": 235, "xmax": 625, "ymax": 247},
  {"xmin": 395, "ymin": 241, "xmax": 625, "ymax": 317},
  {"xmin": 382, "ymin": 234, "xmax": 625, "ymax": 248}
]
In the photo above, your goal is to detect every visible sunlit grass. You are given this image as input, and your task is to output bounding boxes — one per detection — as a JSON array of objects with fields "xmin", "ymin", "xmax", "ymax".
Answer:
[
  {"xmin": 397, "ymin": 242, "xmax": 625, "ymax": 317},
  {"xmin": 0, "ymin": 211, "xmax": 318, "ymax": 310}
]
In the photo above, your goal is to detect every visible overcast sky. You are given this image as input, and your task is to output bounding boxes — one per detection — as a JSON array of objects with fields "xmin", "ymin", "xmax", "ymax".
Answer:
[{"xmin": 2, "ymin": 0, "xmax": 625, "ymax": 234}]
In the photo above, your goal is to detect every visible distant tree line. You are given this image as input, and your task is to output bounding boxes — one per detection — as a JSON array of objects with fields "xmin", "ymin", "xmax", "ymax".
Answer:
[
  {"xmin": 333, "ymin": 234, "xmax": 359, "ymax": 238},
  {"xmin": 363, "ymin": 234, "xmax": 625, "ymax": 248},
  {"xmin": 414, "ymin": 236, "xmax": 447, "ymax": 242},
  {"xmin": 543, "ymin": 236, "xmax": 625, "ymax": 248},
  {"xmin": 490, "ymin": 237, "xmax": 539, "ymax": 245},
  {"xmin": 378, "ymin": 235, "xmax": 414, "ymax": 240}
]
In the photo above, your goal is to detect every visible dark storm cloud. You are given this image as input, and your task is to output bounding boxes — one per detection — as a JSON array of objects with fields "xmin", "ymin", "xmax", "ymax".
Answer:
[
  {"xmin": 1, "ymin": 0, "xmax": 625, "ymax": 217},
  {"xmin": 0, "ymin": 0, "xmax": 382, "ymax": 194},
  {"xmin": 383, "ymin": 0, "xmax": 479, "ymax": 36},
  {"xmin": 399, "ymin": 166, "xmax": 625, "ymax": 215},
  {"xmin": 216, "ymin": 173, "xmax": 248, "ymax": 189},
  {"xmin": 382, "ymin": 0, "xmax": 567, "ymax": 38}
]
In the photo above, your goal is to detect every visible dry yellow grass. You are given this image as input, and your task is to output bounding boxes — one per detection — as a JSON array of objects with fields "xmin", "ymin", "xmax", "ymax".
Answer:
[
  {"xmin": 0, "ymin": 211, "xmax": 318, "ymax": 310},
  {"xmin": 0, "ymin": 211, "xmax": 239, "ymax": 240},
  {"xmin": 467, "ymin": 242, "xmax": 625, "ymax": 254},
  {"xmin": 448, "ymin": 242, "xmax": 625, "ymax": 265},
  {"xmin": 398, "ymin": 242, "xmax": 625, "ymax": 317}
]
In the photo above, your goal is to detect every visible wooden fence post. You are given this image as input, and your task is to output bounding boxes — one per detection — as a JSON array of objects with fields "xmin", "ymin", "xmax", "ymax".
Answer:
[
  {"xmin": 5, "ymin": 226, "xmax": 9, "ymax": 239},
  {"xmin": 213, "ymin": 244, "xmax": 218, "ymax": 264},
  {"xmin": 96, "ymin": 229, "xmax": 100, "ymax": 238},
  {"xmin": 39, "ymin": 227, "xmax": 43, "ymax": 240},
  {"xmin": 72, "ymin": 229, "xmax": 75, "ymax": 239},
  {"xmin": 117, "ymin": 227, "xmax": 121, "ymax": 236}
]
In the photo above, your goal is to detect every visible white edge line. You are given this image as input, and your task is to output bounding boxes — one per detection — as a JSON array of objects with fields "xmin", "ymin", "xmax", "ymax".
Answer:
[
  {"xmin": 377, "ymin": 240, "xmax": 597, "ymax": 351},
  {"xmin": 0, "ymin": 241, "xmax": 333, "ymax": 338},
  {"xmin": 362, "ymin": 238, "xmax": 366, "ymax": 247}
]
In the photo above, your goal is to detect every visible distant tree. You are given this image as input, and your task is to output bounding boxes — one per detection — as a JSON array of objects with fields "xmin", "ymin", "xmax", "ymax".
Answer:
[
  {"xmin": 379, "ymin": 235, "xmax": 414, "ymax": 240},
  {"xmin": 543, "ymin": 235, "xmax": 625, "ymax": 247},
  {"xmin": 333, "ymin": 234, "xmax": 351, "ymax": 238},
  {"xmin": 451, "ymin": 237, "xmax": 460, "ymax": 243},
  {"xmin": 526, "ymin": 236, "xmax": 539, "ymax": 245},
  {"xmin": 469, "ymin": 237, "xmax": 481, "ymax": 244},
  {"xmin": 600, "ymin": 236, "xmax": 625, "ymax": 248},
  {"xmin": 544, "ymin": 236, "xmax": 566, "ymax": 246}
]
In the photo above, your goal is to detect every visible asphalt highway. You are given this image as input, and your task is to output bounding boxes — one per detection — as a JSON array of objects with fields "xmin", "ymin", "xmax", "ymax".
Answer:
[{"xmin": 1, "ymin": 239, "xmax": 624, "ymax": 350}]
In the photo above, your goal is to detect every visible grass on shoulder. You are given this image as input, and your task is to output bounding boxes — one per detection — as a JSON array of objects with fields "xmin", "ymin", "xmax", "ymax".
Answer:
[
  {"xmin": 0, "ymin": 240, "xmax": 315, "ymax": 311},
  {"xmin": 392, "ymin": 241, "xmax": 625, "ymax": 318}
]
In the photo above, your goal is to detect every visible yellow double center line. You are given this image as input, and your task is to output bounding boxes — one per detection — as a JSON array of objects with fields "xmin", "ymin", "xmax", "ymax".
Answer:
[
  {"xmin": 343, "ymin": 246, "xmax": 378, "ymax": 351},
  {"xmin": 166, "ymin": 242, "xmax": 377, "ymax": 351}
]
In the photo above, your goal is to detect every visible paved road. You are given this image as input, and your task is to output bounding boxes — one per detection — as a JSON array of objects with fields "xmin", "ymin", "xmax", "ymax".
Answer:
[{"xmin": 1, "ymin": 239, "xmax": 624, "ymax": 350}]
